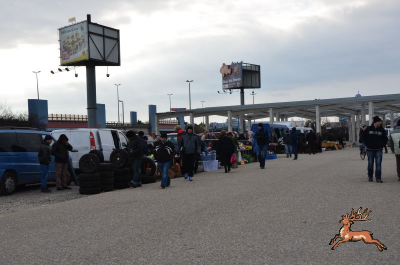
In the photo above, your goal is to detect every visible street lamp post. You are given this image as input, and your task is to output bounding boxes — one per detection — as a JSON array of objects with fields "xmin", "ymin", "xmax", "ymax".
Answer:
[
  {"xmin": 167, "ymin": 94, "xmax": 173, "ymax": 111},
  {"xmin": 250, "ymin": 90, "xmax": 257, "ymax": 105},
  {"xmin": 33, "ymin": 71, "xmax": 41, "ymax": 99},
  {"xmin": 119, "ymin": 100, "xmax": 124, "ymax": 127},
  {"xmin": 186, "ymin": 80, "xmax": 193, "ymax": 109},
  {"xmin": 201, "ymin": 100, "xmax": 205, "ymax": 125},
  {"xmin": 114, "ymin": 84, "xmax": 121, "ymax": 123}
]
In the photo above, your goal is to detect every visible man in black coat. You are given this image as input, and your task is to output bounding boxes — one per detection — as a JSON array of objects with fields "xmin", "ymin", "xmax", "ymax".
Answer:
[
  {"xmin": 126, "ymin": 130, "xmax": 144, "ymax": 188},
  {"xmin": 154, "ymin": 133, "xmax": 175, "ymax": 189},
  {"xmin": 361, "ymin": 116, "xmax": 388, "ymax": 183},
  {"xmin": 253, "ymin": 123, "xmax": 269, "ymax": 169},
  {"xmin": 38, "ymin": 135, "xmax": 53, "ymax": 193},
  {"xmin": 306, "ymin": 130, "xmax": 317, "ymax": 155},
  {"xmin": 51, "ymin": 134, "xmax": 73, "ymax": 190}
]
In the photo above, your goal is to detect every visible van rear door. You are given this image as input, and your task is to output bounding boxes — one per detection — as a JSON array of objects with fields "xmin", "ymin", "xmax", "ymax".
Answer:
[
  {"xmin": 0, "ymin": 132, "xmax": 19, "ymax": 180},
  {"xmin": 98, "ymin": 130, "xmax": 115, "ymax": 161}
]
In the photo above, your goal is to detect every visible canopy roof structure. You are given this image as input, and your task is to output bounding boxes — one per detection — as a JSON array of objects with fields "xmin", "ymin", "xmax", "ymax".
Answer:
[{"xmin": 157, "ymin": 93, "xmax": 400, "ymax": 121}]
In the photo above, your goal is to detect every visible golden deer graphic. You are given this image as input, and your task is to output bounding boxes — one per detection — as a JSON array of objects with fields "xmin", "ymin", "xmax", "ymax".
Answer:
[{"xmin": 329, "ymin": 207, "xmax": 387, "ymax": 252}]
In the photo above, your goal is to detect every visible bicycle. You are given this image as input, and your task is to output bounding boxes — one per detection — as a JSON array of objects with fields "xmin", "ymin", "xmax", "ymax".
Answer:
[{"xmin": 360, "ymin": 145, "xmax": 367, "ymax": 160}]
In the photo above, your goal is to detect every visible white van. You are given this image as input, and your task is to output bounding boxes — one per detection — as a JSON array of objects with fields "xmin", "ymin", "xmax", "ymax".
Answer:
[{"xmin": 52, "ymin": 129, "xmax": 129, "ymax": 169}]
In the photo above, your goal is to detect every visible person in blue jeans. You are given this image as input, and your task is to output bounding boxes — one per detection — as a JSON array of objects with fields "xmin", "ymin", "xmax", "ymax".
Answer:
[
  {"xmin": 290, "ymin": 127, "xmax": 299, "ymax": 160},
  {"xmin": 361, "ymin": 116, "xmax": 388, "ymax": 183},
  {"xmin": 254, "ymin": 123, "xmax": 270, "ymax": 169},
  {"xmin": 154, "ymin": 133, "xmax": 175, "ymax": 189},
  {"xmin": 38, "ymin": 135, "xmax": 53, "ymax": 193}
]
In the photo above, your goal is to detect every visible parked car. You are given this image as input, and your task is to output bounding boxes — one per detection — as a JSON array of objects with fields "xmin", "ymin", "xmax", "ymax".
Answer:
[
  {"xmin": 0, "ymin": 128, "xmax": 56, "ymax": 195},
  {"xmin": 52, "ymin": 129, "xmax": 128, "ymax": 169}
]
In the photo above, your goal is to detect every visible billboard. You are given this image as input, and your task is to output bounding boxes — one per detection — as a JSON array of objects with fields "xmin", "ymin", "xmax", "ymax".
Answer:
[
  {"xmin": 59, "ymin": 20, "xmax": 120, "ymax": 66},
  {"xmin": 220, "ymin": 62, "xmax": 243, "ymax": 89},
  {"xmin": 59, "ymin": 22, "xmax": 89, "ymax": 65}
]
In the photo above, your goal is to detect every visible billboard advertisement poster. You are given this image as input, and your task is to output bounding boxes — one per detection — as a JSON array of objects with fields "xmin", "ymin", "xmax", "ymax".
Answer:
[
  {"xmin": 59, "ymin": 22, "xmax": 88, "ymax": 65},
  {"xmin": 220, "ymin": 62, "xmax": 243, "ymax": 89}
]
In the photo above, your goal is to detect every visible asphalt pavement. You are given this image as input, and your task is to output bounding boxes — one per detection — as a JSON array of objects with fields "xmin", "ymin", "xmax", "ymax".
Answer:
[{"xmin": 1, "ymin": 148, "xmax": 399, "ymax": 265}]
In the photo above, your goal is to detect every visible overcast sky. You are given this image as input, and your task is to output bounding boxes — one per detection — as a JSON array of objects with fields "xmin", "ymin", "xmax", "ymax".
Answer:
[{"xmin": 1, "ymin": 0, "xmax": 399, "ymax": 123}]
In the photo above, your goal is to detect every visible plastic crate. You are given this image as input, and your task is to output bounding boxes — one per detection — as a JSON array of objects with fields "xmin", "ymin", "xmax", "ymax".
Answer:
[
  {"xmin": 266, "ymin": 154, "xmax": 277, "ymax": 160},
  {"xmin": 203, "ymin": 160, "xmax": 219, "ymax": 171}
]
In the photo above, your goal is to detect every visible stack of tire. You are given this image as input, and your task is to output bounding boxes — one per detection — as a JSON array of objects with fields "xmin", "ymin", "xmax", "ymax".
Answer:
[
  {"xmin": 98, "ymin": 163, "xmax": 114, "ymax": 192},
  {"xmin": 140, "ymin": 157, "xmax": 157, "ymax": 184},
  {"xmin": 78, "ymin": 151, "xmax": 102, "ymax": 195},
  {"xmin": 110, "ymin": 149, "xmax": 131, "ymax": 189}
]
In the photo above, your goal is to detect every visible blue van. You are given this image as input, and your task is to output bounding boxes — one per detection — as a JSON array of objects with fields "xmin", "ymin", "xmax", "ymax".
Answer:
[
  {"xmin": 0, "ymin": 129, "xmax": 56, "ymax": 195},
  {"xmin": 251, "ymin": 123, "xmax": 289, "ymax": 139}
]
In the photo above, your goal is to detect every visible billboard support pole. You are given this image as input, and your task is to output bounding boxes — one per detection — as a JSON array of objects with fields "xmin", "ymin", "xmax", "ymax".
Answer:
[
  {"xmin": 86, "ymin": 65, "xmax": 98, "ymax": 128},
  {"xmin": 240, "ymin": 88, "xmax": 245, "ymax": 131}
]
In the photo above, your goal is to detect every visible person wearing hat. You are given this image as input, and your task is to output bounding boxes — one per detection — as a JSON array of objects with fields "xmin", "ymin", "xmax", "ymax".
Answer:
[
  {"xmin": 253, "ymin": 123, "xmax": 270, "ymax": 169},
  {"xmin": 179, "ymin": 125, "xmax": 201, "ymax": 181},
  {"xmin": 51, "ymin": 134, "xmax": 73, "ymax": 190},
  {"xmin": 389, "ymin": 119, "xmax": 400, "ymax": 181},
  {"xmin": 154, "ymin": 133, "xmax": 175, "ymax": 188},
  {"xmin": 361, "ymin": 116, "xmax": 388, "ymax": 183},
  {"xmin": 38, "ymin": 135, "xmax": 54, "ymax": 193}
]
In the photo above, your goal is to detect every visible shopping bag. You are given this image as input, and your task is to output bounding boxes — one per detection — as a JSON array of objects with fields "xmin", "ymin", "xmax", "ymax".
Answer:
[
  {"xmin": 231, "ymin": 162, "xmax": 238, "ymax": 168},
  {"xmin": 230, "ymin": 153, "xmax": 237, "ymax": 164}
]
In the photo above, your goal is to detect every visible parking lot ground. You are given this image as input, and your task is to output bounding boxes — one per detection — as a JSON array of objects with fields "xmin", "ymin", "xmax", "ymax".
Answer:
[{"xmin": 1, "ymin": 148, "xmax": 399, "ymax": 265}]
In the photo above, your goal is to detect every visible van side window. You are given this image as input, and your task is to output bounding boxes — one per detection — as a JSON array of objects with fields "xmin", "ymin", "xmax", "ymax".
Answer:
[
  {"xmin": 0, "ymin": 133, "xmax": 17, "ymax": 152},
  {"xmin": 111, "ymin": 131, "xmax": 120, "ymax": 149},
  {"xmin": 16, "ymin": 133, "xmax": 42, "ymax": 152},
  {"xmin": 118, "ymin": 132, "xmax": 128, "ymax": 147}
]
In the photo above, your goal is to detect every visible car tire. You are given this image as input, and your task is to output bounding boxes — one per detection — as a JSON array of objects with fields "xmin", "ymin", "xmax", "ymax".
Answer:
[
  {"xmin": 114, "ymin": 182, "xmax": 130, "ymax": 189},
  {"xmin": 90, "ymin": 150, "xmax": 105, "ymax": 163},
  {"xmin": 0, "ymin": 172, "xmax": 17, "ymax": 196},
  {"xmin": 100, "ymin": 178, "xmax": 114, "ymax": 185},
  {"xmin": 78, "ymin": 173, "xmax": 101, "ymax": 182},
  {"xmin": 110, "ymin": 149, "xmax": 129, "ymax": 169},
  {"xmin": 79, "ymin": 180, "xmax": 101, "ymax": 188},
  {"xmin": 114, "ymin": 175, "xmax": 130, "ymax": 183},
  {"xmin": 101, "ymin": 184, "xmax": 114, "ymax": 192},
  {"xmin": 79, "ymin": 153, "xmax": 100, "ymax": 174},
  {"xmin": 141, "ymin": 175, "xmax": 157, "ymax": 184},
  {"xmin": 99, "ymin": 163, "xmax": 113, "ymax": 171},
  {"xmin": 141, "ymin": 158, "xmax": 156, "ymax": 176},
  {"xmin": 100, "ymin": 171, "xmax": 114, "ymax": 178},
  {"xmin": 79, "ymin": 187, "xmax": 101, "ymax": 195},
  {"xmin": 114, "ymin": 168, "xmax": 130, "ymax": 176}
]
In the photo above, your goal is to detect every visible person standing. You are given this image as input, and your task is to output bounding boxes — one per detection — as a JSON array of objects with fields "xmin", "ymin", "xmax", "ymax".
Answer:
[
  {"xmin": 51, "ymin": 134, "xmax": 73, "ymax": 190},
  {"xmin": 283, "ymin": 130, "xmax": 292, "ymax": 158},
  {"xmin": 126, "ymin": 130, "xmax": 144, "ymax": 188},
  {"xmin": 306, "ymin": 129, "xmax": 317, "ymax": 155},
  {"xmin": 179, "ymin": 125, "xmax": 201, "ymax": 181},
  {"xmin": 361, "ymin": 116, "xmax": 388, "ymax": 183},
  {"xmin": 290, "ymin": 127, "xmax": 299, "ymax": 160},
  {"xmin": 38, "ymin": 135, "xmax": 53, "ymax": 193},
  {"xmin": 253, "ymin": 123, "xmax": 269, "ymax": 169},
  {"xmin": 154, "ymin": 133, "xmax": 175, "ymax": 189},
  {"xmin": 217, "ymin": 130, "xmax": 235, "ymax": 173},
  {"xmin": 389, "ymin": 119, "xmax": 400, "ymax": 181}
]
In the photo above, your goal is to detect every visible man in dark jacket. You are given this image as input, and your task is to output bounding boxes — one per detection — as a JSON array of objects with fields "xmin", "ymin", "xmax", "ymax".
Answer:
[
  {"xmin": 361, "ymin": 116, "xmax": 388, "ymax": 183},
  {"xmin": 253, "ymin": 123, "xmax": 269, "ymax": 169},
  {"xmin": 179, "ymin": 125, "xmax": 201, "ymax": 181},
  {"xmin": 126, "ymin": 130, "xmax": 144, "ymax": 188},
  {"xmin": 283, "ymin": 130, "xmax": 292, "ymax": 158},
  {"xmin": 38, "ymin": 135, "xmax": 53, "ymax": 193},
  {"xmin": 290, "ymin": 127, "xmax": 299, "ymax": 160},
  {"xmin": 316, "ymin": 132, "xmax": 323, "ymax": 153},
  {"xmin": 138, "ymin": 131, "xmax": 148, "ymax": 156},
  {"xmin": 51, "ymin": 134, "xmax": 73, "ymax": 190},
  {"xmin": 154, "ymin": 133, "xmax": 175, "ymax": 189},
  {"xmin": 306, "ymin": 129, "xmax": 317, "ymax": 155}
]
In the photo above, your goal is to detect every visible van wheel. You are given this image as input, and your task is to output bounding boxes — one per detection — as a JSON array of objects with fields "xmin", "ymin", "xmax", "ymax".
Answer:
[
  {"xmin": 79, "ymin": 154, "xmax": 100, "ymax": 174},
  {"xmin": 110, "ymin": 149, "xmax": 128, "ymax": 169},
  {"xmin": 0, "ymin": 172, "xmax": 17, "ymax": 196},
  {"xmin": 90, "ymin": 150, "xmax": 105, "ymax": 163}
]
